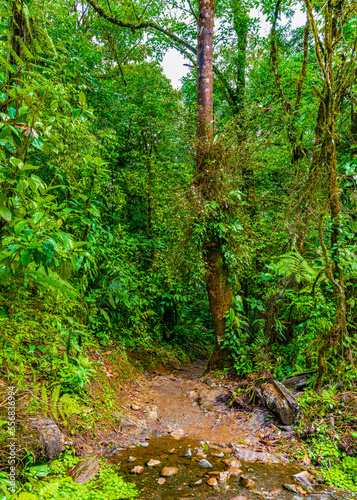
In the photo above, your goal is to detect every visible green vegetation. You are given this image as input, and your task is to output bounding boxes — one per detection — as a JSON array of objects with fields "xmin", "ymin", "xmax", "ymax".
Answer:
[
  {"xmin": 0, "ymin": 450, "xmax": 137, "ymax": 500},
  {"xmin": 1, "ymin": 0, "xmax": 357, "ymax": 495}
]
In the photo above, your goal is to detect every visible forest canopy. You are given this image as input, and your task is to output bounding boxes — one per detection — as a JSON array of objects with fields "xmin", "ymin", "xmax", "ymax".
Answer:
[{"xmin": 1, "ymin": 0, "xmax": 357, "ymax": 391}]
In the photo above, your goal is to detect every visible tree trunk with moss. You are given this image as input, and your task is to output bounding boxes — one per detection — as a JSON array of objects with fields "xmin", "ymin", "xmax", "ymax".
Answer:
[{"xmin": 196, "ymin": 0, "xmax": 233, "ymax": 371}]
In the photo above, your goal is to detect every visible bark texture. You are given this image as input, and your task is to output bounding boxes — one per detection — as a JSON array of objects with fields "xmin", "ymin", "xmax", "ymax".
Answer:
[{"xmin": 196, "ymin": 0, "xmax": 233, "ymax": 370}]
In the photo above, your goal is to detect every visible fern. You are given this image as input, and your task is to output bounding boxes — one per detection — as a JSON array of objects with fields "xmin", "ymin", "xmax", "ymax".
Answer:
[
  {"xmin": 274, "ymin": 249, "xmax": 319, "ymax": 283},
  {"xmin": 39, "ymin": 385, "xmax": 82, "ymax": 424},
  {"xmin": 51, "ymin": 385, "xmax": 61, "ymax": 422},
  {"xmin": 41, "ymin": 385, "xmax": 48, "ymax": 417}
]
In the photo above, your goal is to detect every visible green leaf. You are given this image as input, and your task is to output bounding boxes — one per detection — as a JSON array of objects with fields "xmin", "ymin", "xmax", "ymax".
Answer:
[{"xmin": 0, "ymin": 205, "xmax": 11, "ymax": 222}]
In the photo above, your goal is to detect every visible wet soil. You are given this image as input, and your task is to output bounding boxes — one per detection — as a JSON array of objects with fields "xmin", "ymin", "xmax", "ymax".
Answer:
[{"xmin": 105, "ymin": 361, "xmax": 354, "ymax": 500}]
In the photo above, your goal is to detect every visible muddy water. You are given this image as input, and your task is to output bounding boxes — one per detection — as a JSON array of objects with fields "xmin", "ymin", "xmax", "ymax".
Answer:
[{"xmin": 111, "ymin": 436, "xmax": 352, "ymax": 500}]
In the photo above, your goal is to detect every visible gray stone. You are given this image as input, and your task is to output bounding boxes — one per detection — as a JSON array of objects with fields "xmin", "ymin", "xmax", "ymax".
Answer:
[
  {"xmin": 25, "ymin": 417, "xmax": 65, "ymax": 461},
  {"xmin": 198, "ymin": 459, "xmax": 212, "ymax": 468},
  {"xmin": 232, "ymin": 445, "xmax": 281, "ymax": 464},
  {"xmin": 198, "ymin": 388, "xmax": 224, "ymax": 410},
  {"xmin": 71, "ymin": 458, "xmax": 100, "ymax": 484}
]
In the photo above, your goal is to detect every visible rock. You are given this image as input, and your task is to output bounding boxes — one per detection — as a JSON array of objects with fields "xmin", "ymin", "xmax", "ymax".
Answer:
[
  {"xmin": 197, "ymin": 450, "xmax": 207, "ymax": 459},
  {"xmin": 171, "ymin": 428, "xmax": 184, "ymax": 440},
  {"xmin": 71, "ymin": 458, "xmax": 100, "ymax": 484},
  {"xmin": 198, "ymin": 388, "xmax": 224, "ymax": 410},
  {"xmin": 185, "ymin": 448, "xmax": 192, "ymax": 457},
  {"xmin": 131, "ymin": 466, "xmax": 145, "ymax": 474},
  {"xmin": 207, "ymin": 477, "xmax": 218, "ymax": 487},
  {"xmin": 128, "ymin": 456, "xmax": 137, "ymax": 462},
  {"xmin": 223, "ymin": 457, "xmax": 241, "ymax": 468},
  {"xmin": 141, "ymin": 442, "xmax": 149, "ymax": 447},
  {"xmin": 232, "ymin": 446, "xmax": 280, "ymax": 463},
  {"xmin": 241, "ymin": 475, "xmax": 256, "ymax": 489},
  {"xmin": 281, "ymin": 371, "xmax": 314, "ymax": 391},
  {"xmin": 146, "ymin": 407, "xmax": 158, "ymax": 420},
  {"xmin": 24, "ymin": 417, "xmax": 65, "ymax": 461},
  {"xmin": 147, "ymin": 459, "xmax": 161, "ymax": 467},
  {"xmin": 261, "ymin": 379, "xmax": 302, "ymax": 425},
  {"xmin": 228, "ymin": 468, "xmax": 242, "ymax": 477},
  {"xmin": 194, "ymin": 479, "xmax": 202, "ymax": 485},
  {"xmin": 284, "ymin": 483, "xmax": 307, "ymax": 495},
  {"xmin": 112, "ymin": 412, "xmax": 139, "ymax": 430},
  {"xmin": 161, "ymin": 467, "xmax": 179, "ymax": 477},
  {"xmin": 198, "ymin": 459, "xmax": 212, "ymax": 468},
  {"xmin": 270, "ymin": 488, "xmax": 281, "ymax": 494},
  {"xmin": 187, "ymin": 390, "xmax": 197, "ymax": 400},
  {"xmin": 212, "ymin": 452, "xmax": 225, "ymax": 457},
  {"xmin": 217, "ymin": 471, "xmax": 231, "ymax": 482},
  {"xmin": 157, "ymin": 478, "xmax": 166, "ymax": 485},
  {"xmin": 230, "ymin": 497, "xmax": 252, "ymax": 500},
  {"xmin": 131, "ymin": 404, "xmax": 141, "ymax": 410},
  {"xmin": 293, "ymin": 470, "xmax": 314, "ymax": 490},
  {"xmin": 293, "ymin": 470, "xmax": 314, "ymax": 482}
]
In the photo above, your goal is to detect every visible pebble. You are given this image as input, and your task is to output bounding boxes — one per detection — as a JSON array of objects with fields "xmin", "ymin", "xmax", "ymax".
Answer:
[
  {"xmin": 157, "ymin": 478, "xmax": 165, "ymax": 485},
  {"xmin": 241, "ymin": 475, "xmax": 256, "ymax": 489},
  {"xmin": 127, "ymin": 456, "xmax": 136, "ymax": 462},
  {"xmin": 185, "ymin": 448, "xmax": 192, "ymax": 457},
  {"xmin": 228, "ymin": 468, "xmax": 243, "ymax": 477},
  {"xmin": 171, "ymin": 429, "xmax": 184, "ymax": 440},
  {"xmin": 212, "ymin": 452, "xmax": 225, "ymax": 457},
  {"xmin": 169, "ymin": 448, "xmax": 175, "ymax": 453},
  {"xmin": 198, "ymin": 459, "xmax": 212, "ymax": 468},
  {"xmin": 147, "ymin": 459, "xmax": 161, "ymax": 467},
  {"xmin": 207, "ymin": 477, "xmax": 218, "ymax": 487},
  {"xmin": 197, "ymin": 451, "xmax": 207, "ymax": 459},
  {"xmin": 131, "ymin": 404, "xmax": 141, "ymax": 410},
  {"xmin": 223, "ymin": 457, "xmax": 242, "ymax": 468},
  {"xmin": 230, "ymin": 496, "xmax": 252, "ymax": 500},
  {"xmin": 130, "ymin": 466, "xmax": 144, "ymax": 475},
  {"xmin": 194, "ymin": 479, "xmax": 202, "ymax": 485},
  {"xmin": 161, "ymin": 466, "xmax": 179, "ymax": 477},
  {"xmin": 141, "ymin": 442, "xmax": 149, "ymax": 447}
]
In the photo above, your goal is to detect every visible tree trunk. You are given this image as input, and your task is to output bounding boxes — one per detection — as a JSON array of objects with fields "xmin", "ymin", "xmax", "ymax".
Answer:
[{"xmin": 196, "ymin": 0, "xmax": 233, "ymax": 371}]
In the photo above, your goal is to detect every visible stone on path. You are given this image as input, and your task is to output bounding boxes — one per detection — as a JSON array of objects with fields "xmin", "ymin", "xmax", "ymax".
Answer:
[
  {"xmin": 207, "ymin": 477, "xmax": 218, "ymax": 487},
  {"xmin": 131, "ymin": 404, "xmax": 141, "ymax": 410},
  {"xmin": 228, "ymin": 468, "xmax": 242, "ymax": 477},
  {"xmin": 223, "ymin": 457, "xmax": 241, "ymax": 468},
  {"xmin": 130, "ymin": 466, "xmax": 145, "ymax": 474},
  {"xmin": 171, "ymin": 428, "xmax": 184, "ymax": 440},
  {"xmin": 198, "ymin": 458, "xmax": 212, "ymax": 468},
  {"xmin": 232, "ymin": 445, "xmax": 281, "ymax": 463},
  {"xmin": 128, "ymin": 456, "xmax": 136, "ymax": 462},
  {"xmin": 230, "ymin": 497, "xmax": 252, "ymax": 500},
  {"xmin": 147, "ymin": 459, "xmax": 161, "ymax": 467},
  {"xmin": 71, "ymin": 458, "xmax": 100, "ymax": 484},
  {"xmin": 157, "ymin": 478, "xmax": 166, "ymax": 485},
  {"xmin": 241, "ymin": 474, "xmax": 256, "ymax": 489},
  {"xmin": 161, "ymin": 466, "xmax": 179, "ymax": 477}
]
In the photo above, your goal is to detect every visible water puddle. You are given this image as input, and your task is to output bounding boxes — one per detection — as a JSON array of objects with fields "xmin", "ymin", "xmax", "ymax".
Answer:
[{"xmin": 111, "ymin": 435, "xmax": 352, "ymax": 500}]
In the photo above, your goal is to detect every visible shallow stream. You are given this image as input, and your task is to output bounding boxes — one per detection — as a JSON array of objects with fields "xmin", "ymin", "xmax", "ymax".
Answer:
[{"xmin": 111, "ymin": 435, "xmax": 352, "ymax": 500}]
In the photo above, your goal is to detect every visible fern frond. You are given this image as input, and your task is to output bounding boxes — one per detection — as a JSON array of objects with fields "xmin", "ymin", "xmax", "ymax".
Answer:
[
  {"xmin": 51, "ymin": 385, "xmax": 61, "ymax": 422},
  {"xmin": 275, "ymin": 250, "xmax": 319, "ymax": 283},
  {"xmin": 41, "ymin": 385, "xmax": 48, "ymax": 417},
  {"xmin": 16, "ymin": 37, "xmax": 34, "ymax": 60}
]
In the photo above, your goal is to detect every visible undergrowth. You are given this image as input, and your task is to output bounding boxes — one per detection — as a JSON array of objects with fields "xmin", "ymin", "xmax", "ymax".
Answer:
[{"xmin": 0, "ymin": 450, "xmax": 137, "ymax": 500}]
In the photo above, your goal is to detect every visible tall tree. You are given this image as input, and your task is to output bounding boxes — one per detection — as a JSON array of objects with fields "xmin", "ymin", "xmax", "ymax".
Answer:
[{"xmin": 196, "ymin": 0, "xmax": 233, "ymax": 370}]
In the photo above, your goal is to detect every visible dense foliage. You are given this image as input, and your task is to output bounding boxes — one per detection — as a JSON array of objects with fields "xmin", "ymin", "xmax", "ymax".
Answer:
[{"xmin": 1, "ymin": 0, "xmax": 357, "ymax": 494}]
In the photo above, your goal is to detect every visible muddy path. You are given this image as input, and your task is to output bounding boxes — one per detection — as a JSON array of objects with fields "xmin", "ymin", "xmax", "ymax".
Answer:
[{"xmin": 101, "ymin": 361, "xmax": 352, "ymax": 500}]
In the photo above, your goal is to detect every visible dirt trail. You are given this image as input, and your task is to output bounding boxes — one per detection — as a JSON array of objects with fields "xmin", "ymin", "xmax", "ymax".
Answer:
[{"xmin": 107, "ymin": 362, "xmax": 350, "ymax": 500}]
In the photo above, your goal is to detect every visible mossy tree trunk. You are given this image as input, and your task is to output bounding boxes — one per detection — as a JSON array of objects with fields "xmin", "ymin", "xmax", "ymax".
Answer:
[{"xmin": 196, "ymin": 0, "xmax": 233, "ymax": 371}]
